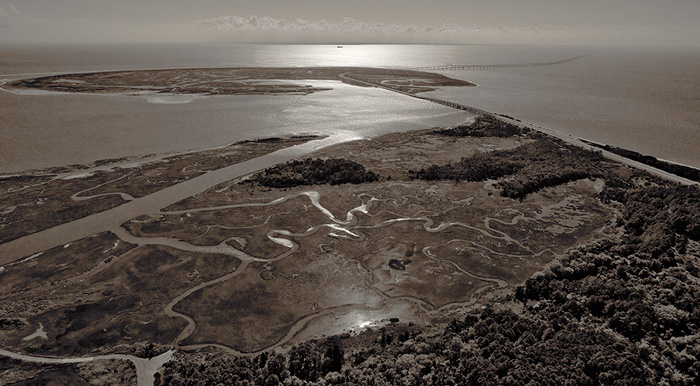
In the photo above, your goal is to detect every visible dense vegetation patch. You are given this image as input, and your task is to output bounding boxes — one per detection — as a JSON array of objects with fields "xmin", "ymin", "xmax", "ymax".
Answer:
[
  {"xmin": 410, "ymin": 136, "xmax": 605, "ymax": 199},
  {"xmin": 602, "ymin": 184, "xmax": 700, "ymax": 257},
  {"xmin": 159, "ymin": 181, "xmax": 700, "ymax": 386},
  {"xmin": 437, "ymin": 115, "xmax": 527, "ymax": 138},
  {"xmin": 159, "ymin": 116, "xmax": 700, "ymax": 385},
  {"xmin": 246, "ymin": 158, "xmax": 379, "ymax": 188},
  {"xmin": 584, "ymin": 140, "xmax": 700, "ymax": 182}
]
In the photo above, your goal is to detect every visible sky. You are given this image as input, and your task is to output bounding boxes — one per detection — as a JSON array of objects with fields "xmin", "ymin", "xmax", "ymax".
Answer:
[{"xmin": 1, "ymin": 0, "xmax": 699, "ymax": 46}]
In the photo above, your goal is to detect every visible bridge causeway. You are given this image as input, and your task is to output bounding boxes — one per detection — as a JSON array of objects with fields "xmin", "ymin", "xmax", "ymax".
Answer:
[
  {"xmin": 338, "ymin": 72, "xmax": 491, "ymax": 116},
  {"xmin": 411, "ymin": 95, "xmax": 490, "ymax": 115},
  {"xmin": 341, "ymin": 55, "xmax": 588, "ymax": 116},
  {"xmin": 412, "ymin": 55, "xmax": 588, "ymax": 72}
]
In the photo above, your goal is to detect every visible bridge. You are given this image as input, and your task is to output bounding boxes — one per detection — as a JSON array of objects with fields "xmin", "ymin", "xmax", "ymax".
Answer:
[
  {"xmin": 338, "ymin": 72, "xmax": 492, "ymax": 116},
  {"xmin": 413, "ymin": 55, "xmax": 589, "ymax": 72},
  {"xmin": 412, "ymin": 95, "xmax": 490, "ymax": 115},
  {"xmin": 339, "ymin": 54, "xmax": 589, "ymax": 114}
]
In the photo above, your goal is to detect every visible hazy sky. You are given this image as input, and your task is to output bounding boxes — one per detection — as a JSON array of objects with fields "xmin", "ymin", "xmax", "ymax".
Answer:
[{"xmin": 1, "ymin": 0, "xmax": 699, "ymax": 46}]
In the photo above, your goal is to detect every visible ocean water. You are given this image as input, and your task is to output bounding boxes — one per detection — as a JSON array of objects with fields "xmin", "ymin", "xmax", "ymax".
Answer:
[
  {"xmin": 425, "ymin": 46, "xmax": 700, "ymax": 169},
  {"xmin": 1, "ymin": 43, "xmax": 699, "ymax": 172},
  {"xmin": 0, "ymin": 81, "xmax": 466, "ymax": 173}
]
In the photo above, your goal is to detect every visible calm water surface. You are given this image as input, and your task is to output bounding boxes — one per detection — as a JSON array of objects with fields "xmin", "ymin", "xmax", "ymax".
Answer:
[{"xmin": 1, "ymin": 43, "xmax": 699, "ymax": 172}]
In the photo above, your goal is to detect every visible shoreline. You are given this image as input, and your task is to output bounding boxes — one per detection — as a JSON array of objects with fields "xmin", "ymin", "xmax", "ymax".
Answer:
[
  {"xmin": 2, "ymin": 66, "xmax": 475, "ymax": 97},
  {"xmin": 507, "ymin": 118, "xmax": 699, "ymax": 186},
  {"xmin": 4, "ymin": 66, "xmax": 698, "ymax": 181},
  {"xmin": 0, "ymin": 134, "xmax": 328, "ymax": 180},
  {"xmin": 363, "ymin": 72, "xmax": 700, "ymax": 184},
  {"xmin": 0, "ymin": 133, "xmax": 369, "ymax": 264},
  {"xmin": 580, "ymin": 137, "xmax": 700, "ymax": 169}
]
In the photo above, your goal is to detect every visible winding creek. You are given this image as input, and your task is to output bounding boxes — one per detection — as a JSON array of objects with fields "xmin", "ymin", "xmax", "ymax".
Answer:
[
  {"xmin": 106, "ymin": 188, "xmax": 558, "ymax": 356},
  {"xmin": 0, "ymin": 138, "xmax": 603, "ymax": 386},
  {"xmin": 0, "ymin": 347, "xmax": 173, "ymax": 386},
  {"xmin": 1, "ymin": 183, "xmax": 555, "ymax": 379},
  {"xmin": 0, "ymin": 85, "xmax": 599, "ymax": 383},
  {"xmin": 0, "ymin": 133, "xmax": 369, "ymax": 265},
  {"xmin": 1, "ymin": 186, "xmax": 573, "ymax": 384}
]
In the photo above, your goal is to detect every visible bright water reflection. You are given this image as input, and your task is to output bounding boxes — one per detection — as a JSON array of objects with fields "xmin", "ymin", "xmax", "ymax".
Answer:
[{"xmin": 1, "ymin": 43, "xmax": 699, "ymax": 170}]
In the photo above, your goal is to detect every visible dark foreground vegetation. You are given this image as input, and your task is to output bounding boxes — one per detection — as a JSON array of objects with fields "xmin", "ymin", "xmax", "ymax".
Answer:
[
  {"xmin": 246, "ymin": 158, "xmax": 379, "ymax": 188},
  {"xmin": 160, "ymin": 116, "xmax": 700, "ymax": 385},
  {"xmin": 9, "ymin": 114, "xmax": 696, "ymax": 385},
  {"xmin": 411, "ymin": 135, "xmax": 606, "ymax": 199},
  {"xmin": 583, "ymin": 140, "xmax": 700, "ymax": 183},
  {"xmin": 159, "ymin": 178, "xmax": 700, "ymax": 385},
  {"xmin": 437, "ymin": 116, "xmax": 527, "ymax": 138}
]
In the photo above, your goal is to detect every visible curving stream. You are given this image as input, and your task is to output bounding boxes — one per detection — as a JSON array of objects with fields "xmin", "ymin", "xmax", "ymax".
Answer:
[
  {"xmin": 0, "ymin": 134, "xmax": 571, "ymax": 384},
  {"xmin": 103, "ymin": 188, "xmax": 557, "ymax": 358},
  {"xmin": 0, "ymin": 134, "xmax": 370, "ymax": 265},
  {"xmin": 0, "ymin": 186, "xmax": 565, "ymax": 383},
  {"xmin": 0, "ymin": 347, "xmax": 173, "ymax": 386}
]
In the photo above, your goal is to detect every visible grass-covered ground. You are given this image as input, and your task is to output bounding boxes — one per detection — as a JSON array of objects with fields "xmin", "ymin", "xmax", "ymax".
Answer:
[
  {"xmin": 159, "ymin": 125, "xmax": 700, "ymax": 386},
  {"xmin": 4, "ymin": 116, "xmax": 699, "ymax": 385}
]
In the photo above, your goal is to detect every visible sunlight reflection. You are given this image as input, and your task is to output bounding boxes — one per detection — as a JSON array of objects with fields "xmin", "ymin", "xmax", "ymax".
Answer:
[{"xmin": 249, "ymin": 44, "xmax": 427, "ymax": 68}]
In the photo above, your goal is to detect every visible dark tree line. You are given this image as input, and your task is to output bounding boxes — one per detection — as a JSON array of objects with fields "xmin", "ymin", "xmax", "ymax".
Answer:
[
  {"xmin": 584, "ymin": 141, "xmax": 700, "ymax": 182},
  {"xmin": 246, "ymin": 158, "xmax": 379, "ymax": 188},
  {"xmin": 159, "ymin": 182, "xmax": 700, "ymax": 385},
  {"xmin": 410, "ymin": 136, "xmax": 606, "ymax": 199},
  {"xmin": 157, "ymin": 121, "xmax": 700, "ymax": 385},
  {"xmin": 409, "ymin": 150, "xmax": 524, "ymax": 182},
  {"xmin": 437, "ymin": 116, "xmax": 527, "ymax": 138}
]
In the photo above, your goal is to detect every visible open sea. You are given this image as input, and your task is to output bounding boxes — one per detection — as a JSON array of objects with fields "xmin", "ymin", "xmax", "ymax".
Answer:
[{"xmin": 1, "ymin": 43, "xmax": 699, "ymax": 172}]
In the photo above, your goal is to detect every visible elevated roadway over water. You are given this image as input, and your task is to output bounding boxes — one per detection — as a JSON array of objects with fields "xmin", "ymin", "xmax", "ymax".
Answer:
[
  {"xmin": 338, "ymin": 72, "xmax": 490, "ymax": 115},
  {"xmin": 412, "ymin": 55, "xmax": 589, "ymax": 72}
]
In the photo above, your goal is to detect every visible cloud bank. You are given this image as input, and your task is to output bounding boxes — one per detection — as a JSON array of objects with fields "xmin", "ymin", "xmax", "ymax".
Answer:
[
  {"xmin": 0, "ymin": 3, "xmax": 40, "ymax": 28},
  {"xmin": 195, "ymin": 16, "xmax": 468, "ymax": 35},
  {"xmin": 1, "ymin": 3, "xmax": 698, "ymax": 47},
  {"xmin": 0, "ymin": 3, "xmax": 93, "ymax": 41},
  {"xmin": 192, "ymin": 15, "xmax": 699, "ymax": 46}
]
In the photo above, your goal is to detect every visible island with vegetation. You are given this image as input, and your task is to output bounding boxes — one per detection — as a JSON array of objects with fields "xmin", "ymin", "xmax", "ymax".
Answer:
[
  {"xmin": 4, "ymin": 67, "xmax": 475, "ymax": 98},
  {"xmin": 1, "ymin": 68, "xmax": 699, "ymax": 386}
]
